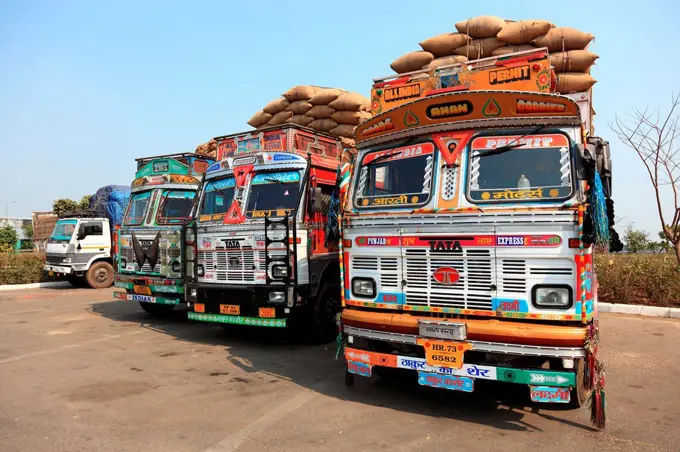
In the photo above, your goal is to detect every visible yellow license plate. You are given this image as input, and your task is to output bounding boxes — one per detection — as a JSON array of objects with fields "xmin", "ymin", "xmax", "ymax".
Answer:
[
  {"xmin": 133, "ymin": 285, "xmax": 152, "ymax": 295},
  {"xmin": 194, "ymin": 303, "xmax": 205, "ymax": 313},
  {"xmin": 417, "ymin": 338, "xmax": 473, "ymax": 369},
  {"xmin": 259, "ymin": 307, "xmax": 275, "ymax": 318},
  {"xmin": 220, "ymin": 304, "xmax": 240, "ymax": 315}
]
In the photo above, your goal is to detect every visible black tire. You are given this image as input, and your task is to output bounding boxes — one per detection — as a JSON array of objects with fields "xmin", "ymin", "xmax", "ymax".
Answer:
[
  {"xmin": 345, "ymin": 370, "xmax": 354, "ymax": 387},
  {"xmin": 569, "ymin": 358, "xmax": 591, "ymax": 408},
  {"xmin": 67, "ymin": 275, "xmax": 86, "ymax": 288},
  {"xmin": 306, "ymin": 283, "xmax": 341, "ymax": 344},
  {"xmin": 85, "ymin": 261, "xmax": 114, "ymax": 289},
  {"xmin": 139, "ymin": 302, "xmax": 175, "ymax": 316}
]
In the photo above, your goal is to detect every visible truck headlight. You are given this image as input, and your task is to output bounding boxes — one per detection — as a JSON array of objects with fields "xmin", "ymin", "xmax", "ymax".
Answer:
[
  {"xmin": 533, "ymin": 286, "xmax": 572, "ymax": 309},
  {"xmin": 352, "ymin": 278, "xmax": 375, "ymax": 298},
  {"xmin": 269, "ymin": 291, "xmax": 285, "ymax": 303},
  {"xmin": 271, "ymin": 264, "xmax": 289, "ymax": 278},
  {"xmin": 196, "ymin": 264, "xmax": 204, "ymax": 277},
  {"xmin": 61, "ymin": 257, "xmax": 72, "ymax": 264}
]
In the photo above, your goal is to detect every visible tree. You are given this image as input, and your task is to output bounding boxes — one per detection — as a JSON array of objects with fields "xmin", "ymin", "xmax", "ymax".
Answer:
[
  {"xmin": 657, "ymin": 230, "xmax": 674, "ymax": 253},
  {"xmin": 78, "ymin": 195, "xmax": 91, "ymax": 210},
  {"xmin": 52, "ymin": 195, "xmax": 92, "ymax": 217},
  {"xmin": 612, "ymin": 94, "xmax": 680, "ymax": 264},
  {"xmin": 0, "ymin": 224, "xmax": 18, "ymax": 250},
  {"xmin": 624, "ymin": 225, "xmax": 648, "ymax": 253},
  {"xmin": 22, "ymin": 223, "xmax": 33, "ymax": 240}
]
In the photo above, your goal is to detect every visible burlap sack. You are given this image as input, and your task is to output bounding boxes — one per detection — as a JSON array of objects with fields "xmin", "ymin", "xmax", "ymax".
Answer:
[
  {"xmin": 307, "ymin": 105, "xmax": 335, "ymax": 119},
  {"xmin": 263, "ymin": 97, "xmax": 290, "ymax": 115},
  {"xmin": 550, "ymin": 50, "xmax": 598, "ymax": 73},
  {"xmin": 267, "ymin": 110, "xmax": 294, "ymax": 126},
  {"xmin": 532, "ymin": 27, "xmax": 594, "ymax": 52},
  {"xmin": 286, "ymin": 115, "xmax": 315, "ymax": 127},
  {"xmin": 423, "ymin": 55, "xmax": 469, "ymax": 69},
  {"xmin": 340, "ymin": 137, "xmax": 356, "ymax": 150},
  {"xmin": 360, "ymin": 104, "xmax": 371, "ymax": 113},
  {"xmin": 308, "ymin": 119, "xmax": 338, "ymax": 132},
  {"xmin": 455, "ymin": 16, "xmax": 506, "ymax": 38},
  {"xmin": 208, "ymin": 139, "xmax": 217, "ymax": 151},
  {"xmin": 247, "ymin": 110, "xmax": 272, "ymax": 128},
  {"xmin": 331, "ymin": 110, "xmax": 372, "ymax": 125},
  {"xmin": 390, "ymin": 51, "xmax": 435, "ymax": 74},
  {"xmin": 329, "ymin": 92, "xmax": 370, "ymax": 111},
  {"xmin": 195, "ymin": 142, "xmax": 209, "ymax": 154},
  {"xmin": 556, "ymin": 73, "xmax": 596, "ymax": 93},
  {"xmin": 309, "ymin": 88, "xmax": 345, "ymax": 105},
  {"xmin": 283, "ymin": 85, "xmax": 320, "ymax": 102},
  {"xmin": 497, "ymin": 20, "xmax": 553, "ymax": 45},
  {"xmin": 419, "ymin": 33, "xmax": 470, "ymax": 57},
  {"xmin": 454, "ymin": 37, "xmax": 505, "ymax": 59},
  {"xmin": 492, "ymin": 45, "xmax": 536, "ymax": 56},
  {"xmin": 330, "ymin": 124, "xmax": 356, "ymax": 138},
  {"xmin": 287, "ymin": 100, "xmax": 313, "ymax": 115}
]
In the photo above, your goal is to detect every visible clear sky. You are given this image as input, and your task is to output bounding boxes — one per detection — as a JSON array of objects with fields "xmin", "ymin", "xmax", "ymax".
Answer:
[{"xmin": 1, "ymin": 0, "xmax": 679, "ymax": 234}]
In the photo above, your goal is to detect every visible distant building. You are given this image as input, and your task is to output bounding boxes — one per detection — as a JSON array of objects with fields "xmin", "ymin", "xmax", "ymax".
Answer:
[{"xmin": 0, "ymin": 217, "xmax": 33, "ymax": 250}]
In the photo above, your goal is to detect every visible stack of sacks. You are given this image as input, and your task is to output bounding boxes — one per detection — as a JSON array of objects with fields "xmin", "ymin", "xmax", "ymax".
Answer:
[
  {"xmin": 247, "ymin": 85, "xmax": 372, "ymax": 149},
  {"xmin": 389, "ymin": 15, "xmax": 598, "ymax": 93},
  {"xmin": 195, "ymin": 139, "xmax": 217, "ymax": 158}
]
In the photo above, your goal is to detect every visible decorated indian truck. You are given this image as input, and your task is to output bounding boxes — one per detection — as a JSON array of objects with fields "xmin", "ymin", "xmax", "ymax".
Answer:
[
  {"xmin": 113, "ymin": 153, "xmax": 214, "ymax": 315},
  {"xmin": 338, "ymin": 48, "xmax": 613, "ymax": 428},
  {"xmin": 185, "ymin": 124, "xmax": 344, "ymax": 342}
]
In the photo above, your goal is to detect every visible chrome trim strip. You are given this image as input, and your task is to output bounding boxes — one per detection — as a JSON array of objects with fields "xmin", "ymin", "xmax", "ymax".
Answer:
[{"xmin": 343, "ymin": 326, "xmax": 586, "ymax": 358}]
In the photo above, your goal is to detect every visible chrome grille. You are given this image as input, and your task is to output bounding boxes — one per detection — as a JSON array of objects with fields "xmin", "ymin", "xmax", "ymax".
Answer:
[
  {"xmin": 45, "ymin": 254, "xmax": 62, "ymax": 265},
  {"xmin": 404, "ymin": 248, "xmax": 493, "ymax": 310},
  {"xmin": 350, "ymin": 256, "xmax": 399, "ymax": 289},
  {"xmin": 199, "ymin": 245, "xmax": 261, "ymax": 283}
]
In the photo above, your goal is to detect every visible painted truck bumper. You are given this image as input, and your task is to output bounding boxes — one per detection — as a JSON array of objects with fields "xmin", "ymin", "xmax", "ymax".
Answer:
[{"xmin": 113, "ymin": 276, "xmax": 184, "ymax": 305}]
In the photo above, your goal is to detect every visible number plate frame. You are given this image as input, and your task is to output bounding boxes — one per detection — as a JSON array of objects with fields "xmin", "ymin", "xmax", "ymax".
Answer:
[
  {"xmin": 133, "ymin": 285, "xmax": 152, "ymax": 295},
  {"xmin": 220, "ymin": 304, "xmax": 240, "ymax": 315},
  {"xmin": 416, "ymin": 338, "xmax": 473, "ymax": 369}
]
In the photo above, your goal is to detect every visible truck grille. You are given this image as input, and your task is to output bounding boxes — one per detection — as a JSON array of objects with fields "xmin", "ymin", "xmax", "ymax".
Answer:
[
  {"xmin": 351, "ymin": 256, "xmax": 399, "ymax": 289},
  {"xmin": 119, "ymin": 246, "xmax": 180, "ymax": 274},
  {"xmin": 198, "ymin": 246, "xmax": 261, "ymax": 283},
  {"xmin": 404, "ymin": 248, "xmax": 493, "ymax": 310},
  {"xmin": 45, "ymin": 254, "xmax": 62, "ymax": 265}
]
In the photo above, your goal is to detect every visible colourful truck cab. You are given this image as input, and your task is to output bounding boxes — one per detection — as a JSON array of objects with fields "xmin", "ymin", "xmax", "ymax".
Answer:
[
  {"xmin": 339, "ymin": 49, "xmax": 612, "ymax": 428},
  {"xmin": 113, "ymin": 153, "xmax": 214, "ymax": 315}
]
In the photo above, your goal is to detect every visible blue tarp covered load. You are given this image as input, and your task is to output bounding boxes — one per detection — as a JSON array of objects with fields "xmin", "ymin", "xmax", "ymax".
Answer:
[{"xmin": 89, "ymin": 185, "xmax": 131, "ymax": 229}]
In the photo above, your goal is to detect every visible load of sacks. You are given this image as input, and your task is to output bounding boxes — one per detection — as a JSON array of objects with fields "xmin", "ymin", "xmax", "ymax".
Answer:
[
  {"xmin": 195, "ymin": 139, "xmax": 217, "ymax": 158},
  {"xmin": 390, "ymin": 16, "xmax": 597, "ymax": 93},
  {"xmin": 247, "ymin": 85, "xmax": 372, "ymax": 149}
]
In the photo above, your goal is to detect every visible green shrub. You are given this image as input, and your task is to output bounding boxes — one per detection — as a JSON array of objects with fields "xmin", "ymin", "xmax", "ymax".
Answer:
[{"xmin": 0, "ymin": 252, "xmax": 63, "ymax": 285}]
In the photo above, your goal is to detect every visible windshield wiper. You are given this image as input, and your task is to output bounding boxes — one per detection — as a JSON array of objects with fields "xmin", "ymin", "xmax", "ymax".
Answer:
[{"xmin": 475, "ymin": 125, "xmax": 547, "ymax": 158}]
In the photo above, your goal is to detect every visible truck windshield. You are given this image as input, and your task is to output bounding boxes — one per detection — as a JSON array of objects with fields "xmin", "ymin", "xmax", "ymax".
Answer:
[
  {"xmin": 199, "ymin": 177, "xmax": 235, "ymax": 221},
  {"xmin": 124, "ymin": 191, "xmax": 152, "ymax": 225},
  {"xmin": 354, "ymin": 142, "xmax": 435, "ymax": 208},
  {"xmin": 157, "ymin": 190, "xmax": 196, "ymax": 224},
  {"xmin": 468, "ymin": 133, "xmax": 573, "ymax": 202},
  {"xmin": 245, "ymin": 171, "xmax": 301, "ymax": 218},
  {"xmin": 50, "ymin": 219, "xmax": 78, "ymax": 241}
]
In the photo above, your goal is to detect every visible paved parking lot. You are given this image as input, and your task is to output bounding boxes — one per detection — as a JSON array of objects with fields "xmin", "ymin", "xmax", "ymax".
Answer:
[{"xmin": 1, "ymin": 287, "xmax": 679, "ymax": 452}]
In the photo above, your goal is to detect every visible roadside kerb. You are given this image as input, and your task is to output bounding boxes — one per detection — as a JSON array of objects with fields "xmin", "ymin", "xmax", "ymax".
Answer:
[{"xmin": 0, "ymin": 281, "xmax": 70, "ymax": 292}]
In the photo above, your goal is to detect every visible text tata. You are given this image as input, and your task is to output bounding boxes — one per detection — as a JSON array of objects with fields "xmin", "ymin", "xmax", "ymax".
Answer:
[{"xmin": 483, "ymin": 137, "xmax": 554, "ymax": 149}]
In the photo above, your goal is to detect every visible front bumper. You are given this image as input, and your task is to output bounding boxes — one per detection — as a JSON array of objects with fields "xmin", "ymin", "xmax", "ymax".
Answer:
[
  {"xmin": 113, "ymin": 291, "xmax": 181, "ymax": 305},
  {"xmin": 113, "ymin": 275, "xmax": 184, "ymax": 305},
  {"xmin": 44, "ymin": 264, "xmax": 73, "ymax": 275}
]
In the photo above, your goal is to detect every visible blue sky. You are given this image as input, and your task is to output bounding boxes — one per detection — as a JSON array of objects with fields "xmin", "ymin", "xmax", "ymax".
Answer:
[{"xmin": 1, "ymin": 0, "xmax": 678, "ymax": 234}]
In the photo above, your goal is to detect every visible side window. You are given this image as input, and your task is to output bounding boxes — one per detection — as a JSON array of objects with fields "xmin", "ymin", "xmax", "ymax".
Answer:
[{"xmin": 81, "ymin": 222, "xmax": 103, "ymax": 238}]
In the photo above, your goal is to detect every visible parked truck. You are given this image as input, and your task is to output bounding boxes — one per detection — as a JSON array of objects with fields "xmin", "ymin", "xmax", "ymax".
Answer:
[
  {"xmin": 44, "ymin": 185, "xmax": 130, "ymax": 288},
  {"xmin": 185, "ymin": 124, "xmax": 344, "ymax": 342},
  {"xmin": 113, "ymin": 153, "xmax": 214, "ymax": 315},
  {"xmin": 338, "ymin": 48, "xmax": 613, "ymax": 428}
]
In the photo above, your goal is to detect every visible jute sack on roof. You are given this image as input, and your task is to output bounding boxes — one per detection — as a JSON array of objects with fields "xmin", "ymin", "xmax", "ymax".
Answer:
[
  {"xmin": 283, "ymin": 85, "xmax": 320, "ymax": 102},
  {"xmin": 329, "ymin": 92, "xmax": 370, "ymax": 111},
  {"xmin": 532, "ymin": 27, "xmax": 594, "ymax": 52},
  {"xmin": 308, "ymin": 119, "xmax": 338, "ymax": 132},
  {"xmin": 267, "ymin": 110, "xmax": 293, "ymax": 126},
  {"xmin": 195, "ymin": 142, "xmax": 209, "ymax": 154},
  {"xmin": 331, "ymin": 110, "xmax": 372, "ymax": 126},
  {"xmin": 423, "ymin": 55, "xmax": 469, "ymax": 70},
  {"xmin": 208, "ymin": 139, "xmax": 217, "ymax": 151},
  {"xmin": 556, "ymin": 73, "xmax": 596, "ymax": 93},
  {"xmin": 492, "ymin": 45, "xmax": 536, "ymax": 56},
  {"xmin": 307, "ymin": 105, "xmax": 335, "ymax": 119},
  {"xmin": 550, "ymin": 50, "xmax": 598, "ymax": 73},
  {"xmin": 286, "ymin": 115, "xmax": 315, "ymax": 127},
  {"xmin": 340, "ymin": 137, "xmax": 356, "ymax": 150},
  {"xmin": 288, "ymin": 100, "xmax": 313, "ymax": 115},
  {"xmin": 248, "ymin": 110, "xmax": 272, "ymax": 128},
  {"xmin": 497, "ymin": 20, "xmax": 553, "ymax": 45},
  {"xmin": 454, "ymin": 37, "xmax": 505, "ymax": 59},
  {"xmin": 390, "ymin": 51, "xmax": 434, "ymax": 74},
  {"xmin": 309, "ymin": 88, "xmax": 345, "ymax": 105},
  {"xmin": 330, "ymin": 124, "xmax": 356, "ymax": 138},
  {"xmin": 455, "ymin": 16, "xmax": 506, "ymax": 38},
  {"xmin": 263, "ymin": 97, "xmax": 290, "ymax": 115},
  {"xmin": 419, "ymin": 33, "xmax": 470, "ymax": 57}
]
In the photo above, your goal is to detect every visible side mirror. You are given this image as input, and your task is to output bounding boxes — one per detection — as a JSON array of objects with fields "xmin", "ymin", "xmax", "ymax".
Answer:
[
  {"xmin": 576, "ymin": 143, "xmax": 596, "ymax": 181},
  {"xmin": 309, "ymin": 187, "xmax": 323, "ymax": 214}
]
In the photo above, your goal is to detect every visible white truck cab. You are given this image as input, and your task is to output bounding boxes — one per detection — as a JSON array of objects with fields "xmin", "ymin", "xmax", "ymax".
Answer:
[{"xmin": 44, "ymin": 215, "xmax": 115, "ymax": 288}]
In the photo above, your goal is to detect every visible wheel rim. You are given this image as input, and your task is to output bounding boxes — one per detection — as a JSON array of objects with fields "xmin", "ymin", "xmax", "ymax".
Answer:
[{"xmin": 95, "ymin": 268, "xmax": 109, "ymax": 283}]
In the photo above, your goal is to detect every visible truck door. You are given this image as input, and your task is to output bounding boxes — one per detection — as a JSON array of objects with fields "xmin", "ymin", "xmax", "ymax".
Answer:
[{"xmin": 75, "ymin": 221, "xmax": 108, "ymax": 267}]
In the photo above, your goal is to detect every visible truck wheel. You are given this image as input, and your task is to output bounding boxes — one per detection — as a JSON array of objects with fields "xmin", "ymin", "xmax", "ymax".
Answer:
[
  {"xmin": 85, "ymin": 262, "xmax": 114, "ymax": 288},
  {"xmin": 307, "ymin": 283, "xmax": 341, "ymax": 344},
  {"xmin": 67, "ymin": 275, "xmax": 87, "ymax": 288},
  {"xmin": 139, "ymin": 302, "xmax": 175, "ymax": 316},
  {"xmin": 569, "ymin": 358, "xmax": 591, "ymax": 408}
]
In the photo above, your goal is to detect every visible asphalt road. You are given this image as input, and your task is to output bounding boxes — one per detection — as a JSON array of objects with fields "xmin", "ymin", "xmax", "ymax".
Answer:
[{"xmin": 0, "ymin": 287, "xmax": 678, "ymax": 452}]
